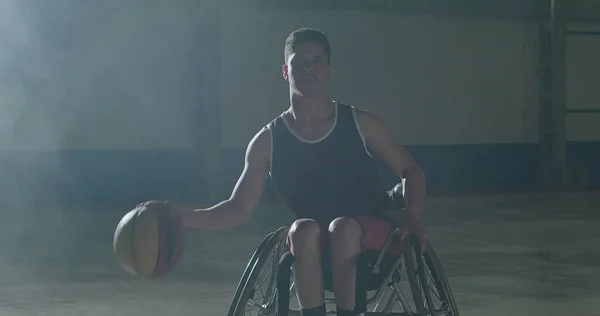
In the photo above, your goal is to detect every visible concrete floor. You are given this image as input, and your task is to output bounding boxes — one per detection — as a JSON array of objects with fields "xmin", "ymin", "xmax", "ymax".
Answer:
[{"xmin": 0, "ymin": 192, "xmax": 599, "ymax": 316}]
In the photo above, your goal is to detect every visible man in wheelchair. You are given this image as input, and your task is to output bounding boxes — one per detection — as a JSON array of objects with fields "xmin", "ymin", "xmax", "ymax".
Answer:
[{"xmin": 140, "ymin": 28, "xmax": 427, "ymax": 316}]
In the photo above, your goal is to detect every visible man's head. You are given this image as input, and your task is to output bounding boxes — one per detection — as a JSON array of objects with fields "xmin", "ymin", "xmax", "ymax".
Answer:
[{"xmin": 282, "ymin": 28, "xmax": 331, "ymax": 97}]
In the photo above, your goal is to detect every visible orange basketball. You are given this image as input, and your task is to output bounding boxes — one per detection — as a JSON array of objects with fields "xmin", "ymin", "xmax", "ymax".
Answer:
[{"xmin": 113, "ymin": 204, "xmax": 185, "ymax": 278}]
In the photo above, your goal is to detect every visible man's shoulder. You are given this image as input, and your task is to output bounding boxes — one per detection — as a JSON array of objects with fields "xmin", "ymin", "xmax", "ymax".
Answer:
[
  {"xmin": 342, "ymin": 103, "xmax": 377, "ymax": 122},
  {"xmin": 335, "ymin": 101, "xmax": 370, "ymax": 115},
  {"xmin": 249, "ymin": 112, "xmax": 286, "ymax": 148},
  {"xmin": 345, "ymin": 104, "xmax": 386, "ymax": 137},
  {"xmin": 264, "ymin": 112, "xmax": 286, "ymax": 130},
  {"xmin": 246, "ymin": 125, "xmax": 271, "ymax": 159}
]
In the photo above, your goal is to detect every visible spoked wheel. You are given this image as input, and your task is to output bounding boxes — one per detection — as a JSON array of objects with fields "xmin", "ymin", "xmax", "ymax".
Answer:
[
  {"xmin": 227, "ymin": 226, "xmax": 289, "ymax": 316},
  {"xmin": 403, "ymin": 235, "xmax": 460, "ymax": 316}
]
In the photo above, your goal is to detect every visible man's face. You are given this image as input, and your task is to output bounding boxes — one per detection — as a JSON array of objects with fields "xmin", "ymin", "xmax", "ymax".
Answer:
[{"xmin": 282, "ymin": 41, "xmax": 331, "ymax": 97}]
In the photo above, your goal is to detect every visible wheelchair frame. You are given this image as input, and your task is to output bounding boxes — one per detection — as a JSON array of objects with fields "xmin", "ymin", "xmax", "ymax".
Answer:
[{"xmin": 226, "ymin": 225, "xmax": 460, "ymax": 316}]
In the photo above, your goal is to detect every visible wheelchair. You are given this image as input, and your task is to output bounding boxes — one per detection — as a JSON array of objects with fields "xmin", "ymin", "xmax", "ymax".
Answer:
[{"xmin": 226, "ymin": 185, "xmax": 459, "ymax": 316}]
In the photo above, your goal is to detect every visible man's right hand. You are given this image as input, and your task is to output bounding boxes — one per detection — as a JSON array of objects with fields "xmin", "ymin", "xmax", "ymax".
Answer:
[{"xmin": 136, "ymin": 200, "xmax": 188, "ymax": 223}]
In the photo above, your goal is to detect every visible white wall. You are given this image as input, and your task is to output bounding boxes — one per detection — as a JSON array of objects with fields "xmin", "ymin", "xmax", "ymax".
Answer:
[
  {"xmin": 0, "ymin": 0, "xmax": 206, "ymax": 150},
  {"xmin": 219, "ymin": 8, "xmax": 541, "ymax": 148},
  {"xmin": 2, "ymin": 3, "xmax": 598, "ymax": 151},
  {"xmin": 566, "ymin": 31, "xmax": 600, "ymax": 142}
]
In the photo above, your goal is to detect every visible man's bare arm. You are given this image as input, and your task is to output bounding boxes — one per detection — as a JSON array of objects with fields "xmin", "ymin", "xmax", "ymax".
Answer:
[
  {"xmin": 177, "ymin": 127, "xmax": 271, "ymax": 229},
  {"xmin": 356, "ymin": 109, "xmax": 426, "ymax": 218}
]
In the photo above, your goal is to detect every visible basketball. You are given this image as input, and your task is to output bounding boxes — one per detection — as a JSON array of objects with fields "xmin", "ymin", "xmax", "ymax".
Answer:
[{"xmin": 113, "ymin": 204, "xmax": 185, "ymax": 278}]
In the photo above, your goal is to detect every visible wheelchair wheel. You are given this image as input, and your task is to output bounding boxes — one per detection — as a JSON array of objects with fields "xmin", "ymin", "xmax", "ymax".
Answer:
[
  {"xmin": 227, "ymin": 226, "xmax": 289, "ymax": 316},
  {"xmin": 403, "ymin": 235, "xmax": 460, "ymax": 316}
]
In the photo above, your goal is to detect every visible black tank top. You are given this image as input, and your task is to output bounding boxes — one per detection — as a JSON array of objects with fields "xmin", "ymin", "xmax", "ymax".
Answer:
[{"xmin": 267, "ymin": 102, "xmax": 392, "ymax": 224}]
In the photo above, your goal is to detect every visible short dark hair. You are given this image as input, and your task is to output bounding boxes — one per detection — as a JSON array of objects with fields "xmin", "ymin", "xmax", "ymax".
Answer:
[{"xmin": 284, "ymin": 28, "xmax": 331, "ymax": 64}]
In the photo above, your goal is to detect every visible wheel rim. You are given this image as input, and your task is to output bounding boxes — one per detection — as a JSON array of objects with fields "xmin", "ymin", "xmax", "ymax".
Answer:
[
  {"xmin": 406, "ymin": 236, "xmax": 459, "ymax": 316},
  {"xmin": 230, "ymin": 227, "xmax": 289, "ymax": 316}
]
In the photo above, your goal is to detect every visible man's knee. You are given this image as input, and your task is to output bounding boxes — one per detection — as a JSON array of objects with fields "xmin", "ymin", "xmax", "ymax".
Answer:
[
  {"xmin": 288, "ymin": 219, "xmax": 321, "ymax": 256},
  {"xmin": 328, "ymin": 217, "xmax": 362, "ymax": 253}
]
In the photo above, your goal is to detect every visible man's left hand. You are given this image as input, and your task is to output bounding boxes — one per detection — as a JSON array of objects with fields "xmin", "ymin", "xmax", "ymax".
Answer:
[{"xmin": 400, "ymin": 213, "xmax": 427, "ymax": 254}]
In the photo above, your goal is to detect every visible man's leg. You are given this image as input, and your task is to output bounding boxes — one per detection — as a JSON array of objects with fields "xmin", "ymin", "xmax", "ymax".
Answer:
[
  {"xmin": 328, "ymin": 217, "xmax": 363, "ymax": 315},
  {"xmin": 287, "ymin": 219, "xmax": 326, "ymax": 316},
  {"xmin": 356, "ymin": 215, "xmax": 401, "ymax": 257},
  {"xmin": 329, "ymin": 216, "xmax": 398, "ymax": 315}
]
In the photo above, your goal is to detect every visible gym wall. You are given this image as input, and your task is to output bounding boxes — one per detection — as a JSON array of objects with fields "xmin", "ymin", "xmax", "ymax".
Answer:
[
  {"xmin": 219, "ymin": 7, "xmax": 600, "ymax": 193},
  {"xmin": 0, "ymin": 1, "xmax": 208, "ymax": 151},
  {"xmin": 0, "ymin": 1, "xmax": 207, "ymax": 205},
  {"xmin": 220, "ymin": 8, "xmax": 540, "ymax": 147},
  {"xmin": 565, "ymin": 33, "xmax": 600, "ymax": 186},
  {"xmin": 1, "ymin": 3, "xmax": 599, "ymax": 206},
  {"xmin": 567, "ymin": 33, "xmax": 600, "ymax": 142}
]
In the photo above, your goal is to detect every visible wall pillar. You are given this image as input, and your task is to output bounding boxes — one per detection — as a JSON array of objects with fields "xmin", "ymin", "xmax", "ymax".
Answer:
[{"xmin": 537, "ymin": 0, "xmax": 568, "ymax": 190}]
